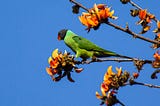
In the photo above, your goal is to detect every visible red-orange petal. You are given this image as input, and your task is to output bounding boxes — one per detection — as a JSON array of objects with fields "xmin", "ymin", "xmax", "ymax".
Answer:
[
  {"xmin": 101, "ymin": 83, "xmax": 109, "ymax": 95},
  {"xmin": 157, "ymin": 21, "xmax": 160, "ymax": 29},
  {"xmin": 46, "ymin": 67, "xmax": 53, "ymax": 76},
  {"xmin": 97, "ymin": 4, "xmax": 106, "ymax": 9},
  {"xmin": 139, "ymin": 9, "xmax": 147, "ymax": 20},
  {"xmin": 75, "ymin": 68, "xmax": 83, "ymax": 73},
  {"xmin": 146, "ymin": 17, "xmax": 151, "ymax": 23},
  {"xmin": 153, "ymin": 51, "xmax": 160, "ymax": 60},
  {"xmin": 50, "ymin": 59, "xmax": 59, "ymax": 68},
  {"xmin": 133, "ymin": 72, "xmax": 139, "ymax": 79},
  {"xmin": 95, "ymin": 92, "xmax": 103, "ymax": 99},
  {"xmin": 157, "ymin": 33, "xmax": 160, "ymax": 38}
]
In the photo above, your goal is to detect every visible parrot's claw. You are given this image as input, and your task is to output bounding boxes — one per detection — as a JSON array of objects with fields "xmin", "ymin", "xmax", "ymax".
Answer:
[
  {"xmin": 81, "ymin": 59, "xmax": 87, "ymax": 64},
  {"xmin": 81, "ymin": 59, "xmax": 91, "ymax": 64},
  {"xmin": 92, "ymin": 57, "xmax": 102, "ymax": 62}
]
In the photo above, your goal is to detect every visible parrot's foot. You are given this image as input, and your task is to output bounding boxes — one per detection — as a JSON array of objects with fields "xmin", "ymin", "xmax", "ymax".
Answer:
[
  {"xmin": 92, "ymin": 57, "xmax": 102, "ymax": 62},
  {"xmin": 81, "ymin": 59, "xmax": 92, "ymax": 64},
  {"xmin": 81, "ymin": 59, "xmax": 87, "ymax": 64}
]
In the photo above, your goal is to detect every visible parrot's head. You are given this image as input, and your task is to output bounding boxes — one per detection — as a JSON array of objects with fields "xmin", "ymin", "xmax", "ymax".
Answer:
[{"xmin": 58, "ymin": 29, "xmax": 68, "ymax": 40}]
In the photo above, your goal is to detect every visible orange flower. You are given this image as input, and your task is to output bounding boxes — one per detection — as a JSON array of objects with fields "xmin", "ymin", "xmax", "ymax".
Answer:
[
  {"xmin": 46, "ymin": 49, "xmax": 82, "ymax": 82},
  {"xmin": 79, "ymin": 4, "xmax": 117, "ymax": 31},
  {"xmin": 152, "ymin": 51, "xmax": 160, "ymax": 68},
  {"xmin": 48, "ymin": 57, "xmax": 59, "ymax": 68},
  {"xmin": 133, "ymin": 72, "xmax": 139, "ymax": 79},
  {"xmin": 47, "ymin": 49, "xmax": 61, "ymax": 68},
  {"xmin": 139, "ymin": 9, "xmax": 147, "ymax": 20},
  {"xmin": 95, "ymin": 91, "xmax": 103, "ymax": 99},
  {"xmin": 96, "ymin": 66, "xmax": 129, "ymax": 105},
  {"xmin": 138, "ymin": 9, "xmax": 154, "ymax": 23},
  {"xmin": 102, "ymin": 66, "xmax": 116, "ymax": 93},
  {"xmin": 46, "ymin": 67, "xmax": 58, "ymax": 76},
  {"xmin": 137, "ymin": 9, "xmax": 155, "ymax": 34},
  {"xmin": 52, "ymin": 48, "xmax": 58, "ymax": 58},
  {"xmin": 102, "ymin": 66, "xmax": 130, "ymax": 92},
  {"xmin": 104, "ymin": 66, "xmax": 115, "ymax": 81},
  {"xmin": 152, "ymin": 33, "xmax": 160, "ymax": 49},
  {"xmin": 95, "ymin": 91, "xmax": 107, "ymax": 105},
  {"xmin": 116, "ymin": 67, "xmax": 122, "ymax": 77},
  {"xmin": 153, "ymin": 51, "xmax": 160, "ymax": 61},
  {"xmin": 153, "ymin": 21, "xmax": 160, "ymax": 33},
  {"xmin": 46, "ymin": 67, "xmax": 54, "ymax": 76},
  {"xmin": 101, "ymin": 83, "xmax": 109, "ymax": 95},
  {"xmin": 157, "ymin": 33, "xmax": 160, "ymax": 38},
  {"xmin": 157, "ymin": 21, "xmax": 160, "ymax": 29}
]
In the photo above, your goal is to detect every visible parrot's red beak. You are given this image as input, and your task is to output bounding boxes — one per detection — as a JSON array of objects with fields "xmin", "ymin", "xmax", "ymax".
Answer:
[{"xmin": 57, "ymin": 34, "xmax": 61, "ymax": 41}]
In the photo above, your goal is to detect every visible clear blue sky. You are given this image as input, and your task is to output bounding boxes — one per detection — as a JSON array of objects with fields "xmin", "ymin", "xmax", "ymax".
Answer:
[{"xmin": 1, "ymin": 0, "xmax": 160, "ymax": 106}]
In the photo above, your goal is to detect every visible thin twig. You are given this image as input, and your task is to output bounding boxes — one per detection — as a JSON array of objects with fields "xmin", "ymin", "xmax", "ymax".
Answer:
[
  {"xmin": 118, "ymin": 100, "xmax": 125, "ymax": 106},
  {"xmin": 75, "ymin": 57, "xmax": 152, "ymax": 65},
  {"xmin": 75, "ymin": 58, "xmax": 134, "ymax": 64},
  {"xmin": 129, "ymin": 0, "xmax": 142, "ymax": 10},
  {"xmin": 130, "ymin": 80, "xmax": 160, "ymax": 88},
  {"xmin": 151, "ymin": 69, "xmax": 160, "ymax": 79},
  {"xmin": 106, "ymin": 21, "xmax": 160, "ymax": 44},
  {"xmin": 70, "ymin": 0, "xmax": 89, "ymax": 12}
]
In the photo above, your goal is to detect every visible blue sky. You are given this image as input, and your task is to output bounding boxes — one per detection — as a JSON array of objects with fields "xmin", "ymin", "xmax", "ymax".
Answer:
[{"xmin": 1, "ymin": 0, "xmax": 160, "ymax": 106}]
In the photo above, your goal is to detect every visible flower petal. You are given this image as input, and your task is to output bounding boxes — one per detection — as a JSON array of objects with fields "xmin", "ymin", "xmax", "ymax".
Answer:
[
  {"xmin": 104, "ymin": 66, "xmax": 114, "ymax": 81},
  {"xmin": 95, "ymin": 91, "xmax": 103, "ymax": 99},
  {"xmin": 52, "ymin": 48, "xmax": 59, "ymax": 59},
  {"xmin": 157, "ymin": 21, "xmax": 160, "ymax": 29},
  {"xmin": 139, "ymin": 9, "xmax": 147, "ymax": 20},
  {"xmin": 116, "ymin": 67, "xmax": 122, "ymax": 77},
  {"xmin": 154, "ymin": 51, "xmax": 160, "ymax": 61},
  {"xmin": 101, "ymin": 83, "xmax": 108, "ymax": 96},
  {"xmin": 48, "ymin": 56, "xmax": 52, "ymax": 64},
  {"xmin": 97, "ymin": 4, "xmax": 106, "ymax": 9},
  {"xmin": 94, "ymin": 4, "xmax": 101, "ymax": 20},
  {"xmin": 74, "ymin": 68, "xmax": 83, "ymax": 73},
  {"xmin": 46, "ymin": 67, "xmax": 53, "ymax": 76}
]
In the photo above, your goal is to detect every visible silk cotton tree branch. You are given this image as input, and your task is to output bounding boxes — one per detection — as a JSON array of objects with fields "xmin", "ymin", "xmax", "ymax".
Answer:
[
  {"xmin": 106, "ymin": 22, "xmax": 160, "ymax": 44},
  {"xmin": 46, "ymin": 49, "xmax": 155, "ymax": 83},
  {"xmin": 69, "ymin": 0, "xmax": 160, "ymax": 45},
  {"xmin": 128, "ymin": 79, "xmax": 160, "ymax": 88},
  {"xmin": 75, "ymin": 57, "xmax": 152, "ymax": 65},
  {"xmin": 128, "ymin": 0, "xmax": 142, "ymax": 10},
  {"xmin": 75, "ymin": 57, "xmax": 153, "ymax": 72}
]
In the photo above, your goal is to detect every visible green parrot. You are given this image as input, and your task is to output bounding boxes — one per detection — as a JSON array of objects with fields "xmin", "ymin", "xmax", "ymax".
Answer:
[{"xmin": 57, "ymin": 29, "xmax": 132, "ymax": 60}]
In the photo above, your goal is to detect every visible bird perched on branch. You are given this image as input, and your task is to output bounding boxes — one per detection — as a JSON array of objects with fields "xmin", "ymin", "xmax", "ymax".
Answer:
[{"xmin": 57, "ymin": 29, "xmax": 132, "ymax": 61}]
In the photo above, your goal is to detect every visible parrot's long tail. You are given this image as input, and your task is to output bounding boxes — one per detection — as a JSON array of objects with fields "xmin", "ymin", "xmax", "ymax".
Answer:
[{"xmin": 115, "ymin": 54, "xmax": 133, "ymax": 59}]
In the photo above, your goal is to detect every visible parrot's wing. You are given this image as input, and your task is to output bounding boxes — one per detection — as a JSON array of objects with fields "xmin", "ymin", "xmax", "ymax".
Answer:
[
  {"xmin": 72, "ymin": 35, "xmax": 117, "ymax": 57},
  {"xmin": 72, "ymin": 36, "xmax": 107, "ymax": 52}
]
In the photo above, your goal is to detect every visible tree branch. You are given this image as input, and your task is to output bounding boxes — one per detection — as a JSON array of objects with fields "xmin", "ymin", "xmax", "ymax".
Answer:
[
  {"xmin": 129, "ymin": 0, "xmax": 142, "ymax": 10},
  {"xmin": 69, "ymin": 0, "xmax": 160, "ymax": 45},
  {"xmin": 70, "ymin": 0, "xmax": 89, "ymax": 12},
  {"xmin": 106, "ymin": 21, "xmax": 160, "ymax": 44},
  {"xmin": 75, "ymin": 57, "xmax": 152, "ymax": 65},
  {"xmin": 129, "ymin": 79, "xmax": 160, "ymax": 88}
]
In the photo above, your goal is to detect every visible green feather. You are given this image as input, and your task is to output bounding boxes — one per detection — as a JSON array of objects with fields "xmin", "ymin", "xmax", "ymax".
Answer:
[
  {"xmin": 72, "ymin": 36, "xmax": 117, "ymax": 57},
  {"xmin": 63, "ymin": 30, "xmax": 118, "ymax": 60}
]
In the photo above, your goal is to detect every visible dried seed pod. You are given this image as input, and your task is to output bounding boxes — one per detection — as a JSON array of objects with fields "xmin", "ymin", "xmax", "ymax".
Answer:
[
  {"xmin": 120, "ymin": 0, "xmax": 130, "ymax": 4},
  {"xmin": 130, "ymin": 9, "xmax": 139, "ymax": 17},
  {"xmin": 72, "ymin": 4, "xmax": 80, "ymax": 14}
]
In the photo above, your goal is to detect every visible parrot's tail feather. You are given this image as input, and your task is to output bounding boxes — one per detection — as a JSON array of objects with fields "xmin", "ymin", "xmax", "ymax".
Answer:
[{"xmin": 115, "ymin": 54, "xmax": 133, "ymax": 59}]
